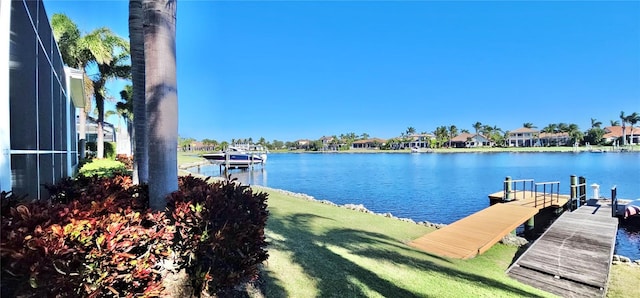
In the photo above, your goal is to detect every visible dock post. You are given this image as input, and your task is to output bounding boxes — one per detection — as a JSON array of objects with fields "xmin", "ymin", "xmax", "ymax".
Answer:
[
  {"xmin": 570, "ymin": 175, "xmax": 577, "ymax": 200},
  {"xmin": 578, "ymin": 176, "xmax": 586, "ymax": 205},
  {"xmin": 504, "ymin": 176, "xmax": 512, "ymax": 201},
  {"xmin": 525, "ymin": 216, "xmax": 535, "ymax": 237}
]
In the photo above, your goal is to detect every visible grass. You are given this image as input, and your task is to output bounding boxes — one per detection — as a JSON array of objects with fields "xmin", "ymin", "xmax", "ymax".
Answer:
[
  {"xmin": 608, "ymin": 265, "xmax": 640, "ymax": 298},
  {"xmin": 256, "ymin": 187, "xmax": 555, "ymax": 297}
]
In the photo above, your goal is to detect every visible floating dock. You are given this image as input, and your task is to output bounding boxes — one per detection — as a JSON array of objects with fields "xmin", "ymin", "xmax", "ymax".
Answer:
[{"xmin": 507, "ymin": 200, "xmax": 618, "ymax": 297}]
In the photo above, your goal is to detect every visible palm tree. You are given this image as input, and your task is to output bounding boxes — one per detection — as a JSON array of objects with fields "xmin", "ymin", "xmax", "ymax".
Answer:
[
  {"xmin": 143, "ymin": 0, "xmax": 178, "ymax": 210},
  {"xmin": 590, "ymin": 118, "xmax": 602, "ymax": 129},
  {"xmin": 627, "ymin": 112, "xmax": 639, "ymax": 145},
  {"xmin": 523, "ymin": 122, "xmax": 536, "ymax": 129},
  {"xmin": 620, "ymin": 111, "xmax": 627, "ymax": 145},
  {"xmin": 117, "ymin": 85, "xmax": 134, "ymax": 156},
  {"xmin": 448, "ymin": 125, "xmax": 458, "ymax": 148},
  {"xmin": 567, "ymin": 123, "xmax": 583, "ymax": 145},
  {"xmin": 92, "ymin": 41, "xmax": 130, "ymax": 159},
  {"xmin": 473, "ymin": 122, "xmax": 482, "ymax": 136},
  {"xmin": 406, "ymin": 127, "xmax": 416, "ymax": 135},
  {"xmin": 433, "ymin": 126, "xmax": 447, "ymax": 148},
  {"xmin": 129, "ymin": 0, "xmax": 147, "ymax": 184},
  {"xmin": 52, "ymin": 14, "xmax": 112, "ymax": 159},
  {"xmin": 610, "ymin": 120, "xmax": 620, "ymax": 126}
]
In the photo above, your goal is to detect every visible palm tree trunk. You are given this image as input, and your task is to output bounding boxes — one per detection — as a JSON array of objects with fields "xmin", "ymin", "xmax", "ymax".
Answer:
[
  {"xmin": 143, "ymin": 0, "xmax": 178, "ymax": 211},
  {"xmin": 130, "ymin": 0, "xmax": 148, "ymax": 184},
  {"xmin": 96, "ymin": 95, "xmax": 105, "ymax": 159}
]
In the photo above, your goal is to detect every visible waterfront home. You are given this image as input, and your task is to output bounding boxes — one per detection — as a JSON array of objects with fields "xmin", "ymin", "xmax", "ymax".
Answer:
[
  {"xmin": 351, "ymin": 138, "xmax": 386, "ymax": 149},
  {"xmin": 406, "ymin": 133, "xmax": 434, "ymax": 149},
  {"xmin": 603, "ymin": 126, "xmax": 640, "ymax": 145},
  {"xmin": 537, "ymin": 132, "xmax": 570, "ymax": 146},
  {"xmin": 449, "ymin": 133, "xmax": 492, "ymax": 148},
  {"xmin": 320, "ymin": 136, "xmax": 339, "ymax": 151},
  {"xmin": 295, "ymin": 139, "xmax": 311, "ymax": 150},
  {"xmin": 507, "ymin": 127, "xmax": 539, "ymax": 147}
]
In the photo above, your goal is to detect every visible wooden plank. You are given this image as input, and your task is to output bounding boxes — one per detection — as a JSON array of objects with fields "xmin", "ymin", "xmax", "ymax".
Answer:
[
  {"xmin": 509, "ymin": 265, "xmax": 604, "ymax": 298},
  {"xmin": 410, "ymin": 204, "xmax": 538, "ymax": 259},
  {"xmin": 507, "ymin": 203, "xmax": 618, "ymax": 297}
]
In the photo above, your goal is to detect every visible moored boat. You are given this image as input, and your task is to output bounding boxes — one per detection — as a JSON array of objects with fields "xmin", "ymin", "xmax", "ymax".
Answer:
[{"xmin": 202, "ymin": 144, "xmax": 268, "ymax": 168}]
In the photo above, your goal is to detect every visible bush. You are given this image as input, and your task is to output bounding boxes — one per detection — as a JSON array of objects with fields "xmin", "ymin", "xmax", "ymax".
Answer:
[
  {"xmin": 78, "ymin": 159, "xmax": 128, "ymax": 178},
  {"xmin": 1, "ymin": 175, "xmax": 268, "ymax": 297},
  {"xmin": 104, "ymin": 142, "xmax": 116, "ymax": 160},
  {"xmin": 116, "ymin": 154, "xmax": 134, "ymax": 170}
]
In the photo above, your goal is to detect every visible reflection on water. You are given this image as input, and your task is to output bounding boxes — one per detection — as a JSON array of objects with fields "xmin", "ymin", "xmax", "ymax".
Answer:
[{"xmin": 189, "ymin": 165, "xmax": 268, "ymax": 187}]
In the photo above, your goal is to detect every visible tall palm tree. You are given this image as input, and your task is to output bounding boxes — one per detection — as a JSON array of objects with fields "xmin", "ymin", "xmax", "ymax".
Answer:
[
  {"xmin": 143, "ymin": 0, "xmax": 178, "ymax": 210},
  {"xmin": 129, "ymin": 0, "xmax": 148, "ymax": 184},
  {"xmin": 448, "ymin": 125, "xmax": 458, "ymax": 148},
  {"xmin": 523, "ymin": 122, "xmax": 536, "ymax": 129},
  {"xmin": 610, "ymin": 120, "xmax": 620, "ymax": 126},
  {"xmin": 620, "ymin": 111, "xmax": 627, "ymax": 145},
  {"xmin": 473, "ymin": 122, "xmax": 482, "ymax": 136},
  {"xmin": 590, "ymin": 118, "xmax": 602, "ymax": 129},
  {"xmin": 627, "ymin": 112, "xmax": 639, "ymax": 145},
  {"xmin": 93, "ymin": 42, "xmax": 130, "ymax": 159},
  {"xmin": 406, "ymin": 126, "xmax": 416, "ymax": 135},
  {"xmin": 52, "ymin": 14, "xmax": 112, "ymax": 159},
  {"xmin": 117, "ymin": 85, "xmax": 134, "ymax": 156}
]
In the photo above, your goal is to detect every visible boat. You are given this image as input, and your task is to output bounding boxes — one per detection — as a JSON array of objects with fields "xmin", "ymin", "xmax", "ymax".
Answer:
[
  {"xmin": 411, "ymin": 146, "xmax": 433, "ymax": 153},
  {"xmin": 202, "ymin": 144, "xmax": 268, "ymax": 168}
]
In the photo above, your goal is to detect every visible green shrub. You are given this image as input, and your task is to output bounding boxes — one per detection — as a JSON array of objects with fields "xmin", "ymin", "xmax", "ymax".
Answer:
[
  {"xmin": 104, "ymin": 142, "xmax": 116, "ymax": 160},
  {"xmin": 78, "ymin": 159, "xmax": 128, "ymax": 178},
  {"xmin": 1, "ymin": 175, "xmax": 269, "ymax": 296}
]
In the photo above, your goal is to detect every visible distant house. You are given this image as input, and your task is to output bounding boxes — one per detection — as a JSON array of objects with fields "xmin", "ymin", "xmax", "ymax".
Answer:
[
  {"xmin": 81, "ymin": 116, "xmax": 116, "ymax": 143},
  {"xmin": 351, "ymin": 138, "xmax": 386, "ymax": 149},
  {"xmin": 295, "ymin": 139, "xmax": 311, "ymax": 150},
  {"xmin": 320, "ymin": 136, "xmax": 338, "ymax": 151},
  {"xmin": 508, "ymin": 128, "xmax": 539, "ymax": 147},
  {"xmin": 602, "ymin": 126, "xmax": 640, "ymax": 145},
  {"xmin": 407, "ymin": 133, "xmax": 434, "ymax": 149},
  {"xmin": 537, "ymin": 132, "xmax": 570, "ymax": 146},
  {"xmin": 449, "ymin": 133, "xmax": 492, "ymax": 148}
]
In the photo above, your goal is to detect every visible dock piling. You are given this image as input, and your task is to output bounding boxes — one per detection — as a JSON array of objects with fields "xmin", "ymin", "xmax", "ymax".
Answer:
[{"xmin": 504, "ymin": 176, "xmax": 512, "ymax": 201}]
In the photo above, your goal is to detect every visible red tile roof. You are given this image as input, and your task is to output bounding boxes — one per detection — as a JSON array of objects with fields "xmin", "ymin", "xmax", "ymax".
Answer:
[{"xmin": 509, "ymin": 127, "xmax": 539, "ymax": 134}]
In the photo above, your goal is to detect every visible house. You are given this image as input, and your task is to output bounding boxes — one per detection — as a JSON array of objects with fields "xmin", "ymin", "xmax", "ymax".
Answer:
[
  {"xmin": 295, "ymin": 139, "xmax": 311, "ymax": 150},
  {"xmin": 449, "ymin": 133, "xmax": 492, "ymax": 148},
  {"xmin": 1, "ymin": 0, "xmax": 85, "ymax": 199},
  {"xmin": 508, "ymin": 128, "xmax": 539, "ymax": 147},
  {"xmin": 406, "ymin": 133, "xmax": 434, "ymax": 149},
  {"xmin": 82, "ymin": 116, "xmax": 116, "ymax": 143},
  {"xmin": 320, "ymin": 136, "xmax": 338, "ymax": 151},
  {"xmin": 351, "ymin": 138, "xmax": 386, "ymax": 149},
  {"xmin": 537, "ymin": 132, "xmax": 570, "ymax": 146},
  {"xmin": 602, "ymin": 126, "xmax": 640, "ymax": 145}
]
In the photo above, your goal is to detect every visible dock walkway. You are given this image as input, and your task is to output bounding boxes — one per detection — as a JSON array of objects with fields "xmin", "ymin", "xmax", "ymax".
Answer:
[
  {"xmin": 409, "ymin": 204, "xmax": 538, "ymax": 259},
  {"xmin": 507, "ymin": 200, "xmax": 618, "ymax": 297}
]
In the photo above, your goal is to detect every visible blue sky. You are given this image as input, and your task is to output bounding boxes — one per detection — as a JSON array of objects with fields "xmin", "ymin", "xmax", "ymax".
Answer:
[{"xmin": 43, "ymin": 0, "xmax": 639, "ymax": 142}]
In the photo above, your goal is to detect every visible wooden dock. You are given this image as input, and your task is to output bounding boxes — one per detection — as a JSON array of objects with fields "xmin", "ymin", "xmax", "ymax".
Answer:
[
  {"xmin": 507, "ymin": 200, "xmax": 618, "ymax": 297},
  {"xmin": 409, "ymin": 204, "xmax": 538, "ymax": 259},
  {"xmin": 489, "ymin": 190, "xmax": 572, "ymax": 209}
]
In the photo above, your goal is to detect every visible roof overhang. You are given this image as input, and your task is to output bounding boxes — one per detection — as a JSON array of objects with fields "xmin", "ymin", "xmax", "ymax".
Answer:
[{"xmin": 65, "ymin": 66, "xmax": 85, "ymax": 108}]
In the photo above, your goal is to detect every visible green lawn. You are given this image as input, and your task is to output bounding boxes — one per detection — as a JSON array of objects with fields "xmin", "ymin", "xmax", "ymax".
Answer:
[{"xmin": 257, "ymin": 187, "xmax": 555, "ymax": 297}]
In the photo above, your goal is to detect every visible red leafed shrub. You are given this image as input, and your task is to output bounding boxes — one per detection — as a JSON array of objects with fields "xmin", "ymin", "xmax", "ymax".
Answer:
[
  {"xmin": 1, "ymin": 175, "xmax": 269, "ymax": 297},
  {"xmin": 168, "ymin": 175, "xmax": 269, "ymax": 294},
  {"xmin": 115, "ymin": 154, "xmax": 134, "ymax": 170}
]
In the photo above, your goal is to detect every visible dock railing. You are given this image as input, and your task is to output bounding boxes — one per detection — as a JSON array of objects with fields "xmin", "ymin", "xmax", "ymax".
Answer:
[
  {"xmin": 569, "ymin": 181, "xmax": 587, "ymax": 211},
  {"xmin": 534, "ymin": 181, "xmax": 560, "ymax": 208},
  {"xmin": 611, "ymin": 185, "xmax": 618, "ymax": 217},
  {"xmin": 503, "ymin": 178, "xmax": 534, "ymax": 201}
]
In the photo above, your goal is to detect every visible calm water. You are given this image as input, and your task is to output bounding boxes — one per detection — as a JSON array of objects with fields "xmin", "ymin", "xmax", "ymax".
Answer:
[{"xmin": 190, "ymin": 152, "xmax": 640, "ymax": 259}]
